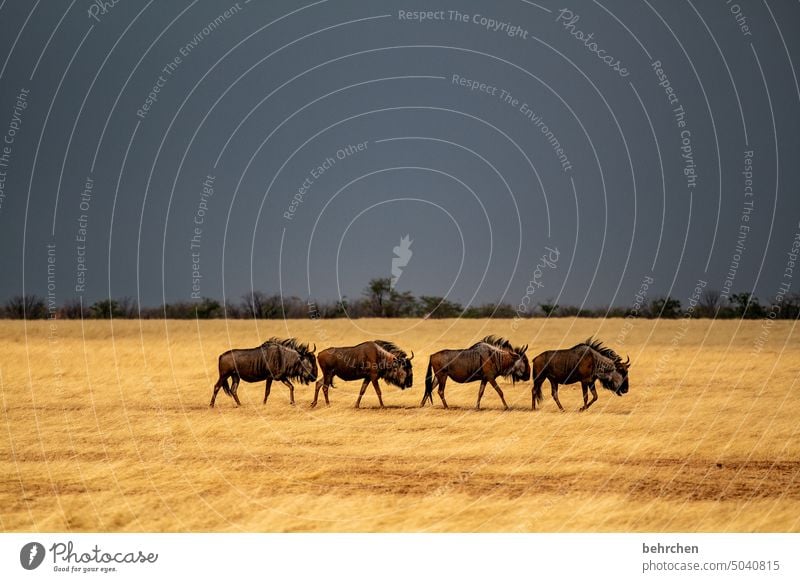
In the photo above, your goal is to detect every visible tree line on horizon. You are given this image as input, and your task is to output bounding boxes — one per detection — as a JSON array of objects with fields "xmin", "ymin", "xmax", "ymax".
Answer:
[{"xmin": 3, "ymin": 277, "xmax": 798, "ymax": 320}]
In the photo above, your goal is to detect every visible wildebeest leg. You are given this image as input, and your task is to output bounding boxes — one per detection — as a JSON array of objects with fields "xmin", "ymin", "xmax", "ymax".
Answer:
[
  {"xmin": 489, "ymin": 378, "xmax": 509, "ymax": 410},
  {"xmin": 354, "ymin": 378, "xmax": 370, "ymax": 408},
  {"xmin": 231, "ymin": 374, "xmax": 242, "ymax": 407},
  {"xmin": 475, "ymin": 380, "xmax": 487, "ymax": 410},
  {"xmin": 579, "ymin": 382, "xmax": 589, "ymax": 411},
  {"xmin": 583, "ymin": 383, "xmax": 598, "ymax": 411},
  {"xmin": 263, "ymin": 378, "xmax": 272, "ymax": 405},
  {"xmin": 437, "ymin": 374, "xmax": 449, "ymax": 409},
  {"xmin": 281, "ymin": 380, "xmax": 295, "ymax": 405},
  {"xmin": 549, "ymin": 379, "xmax": 564, "ymax": 412},
  {"xmin": 311, "ymin": 380, "xmax": 322, "ymax": 408},
  {"xmin": 210, "ymin": 376, "xmax": 228, "ymax": 408},
  {"xmin": 322, "ymin": 383, "xmax": 330, "ymax": 406},
  {"xmin": 371, "ymin": 378, "xmax": 385, "ymax": 408}
]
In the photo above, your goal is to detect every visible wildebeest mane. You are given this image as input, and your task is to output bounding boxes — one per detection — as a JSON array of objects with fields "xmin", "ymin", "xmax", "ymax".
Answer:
[
  {"xmin": 473, "ymin": 335, "xmax": 526, "ymax": 355},
  {"xmin": 476, "ymin": 335, "xmax": 513, "ymax": 350},
  {"xmin": 575, "ymin": 337, "xmax": 623, "ymax": 364},
  {"xmin": 374, "ymin": 340, "xmax": 408, "ymax": 359},
  {"xmin": 262, "ymin": 337, "xmax": 312, "ymax": 355}
]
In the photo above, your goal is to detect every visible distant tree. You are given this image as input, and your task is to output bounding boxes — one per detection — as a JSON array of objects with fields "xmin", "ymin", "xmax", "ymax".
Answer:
[
  {"xmin": 538, "ymin": 300, "xmax": 559, "ymax": 317},
  {"xmin": 462, "ymin": 302, "xmax": 517, "ymax": 318},
  {"xmin": 116, "ymin": 296, "xmax": 138, "ymax": 318},
  {"xmin": 363, "ymin": 278, "xmax": 392, "ymax": 317},
  {"xmin": 606, "ymin": 306, "xmax": 628, "ymax": 317},
  {"xmin": 333, "ymin": 297, "xmax": 351, "ymax": 318},
  {"xmin": 650, "ymin": 296, "xmax": 682, "ymax": 318},
  {"xmin": 385, "ymin": 289, "xmax": 417, "ymax": 317},
  {"xmin": 729, "ymin": 292, "xmax": 764, "ymax": 319},
  {"xmin": 59, "ymin": 298, "xmax": 86, "ymax": 319},
  {"xmin": 90, "ymin": 299, "xmax": 123, "ymax": 318},
  {"xmin": 558, "ymin": 304, "xmax": 582, "ymax": 317},
  {"xmin": 194, "ymin": 297, "xmax": 222, "ymax": 319},
  {"xmin": 418, "ymin": 296, "xmax": 463, "ymax": 318},
  {"xmin": 243, "ymin": 291, "xmax": 282, "ymax": 318},
  {"xmin": 491, "ymin": 303, "xmax": 518, "ymax": 318},
  {"xmin": 780, "ymin": 292, "xmax": 800, "ymax": 320},
  {"xmin": 223, "ymin": 299, "xmax": 243, "ymax": 319},
  {"xmin": 3, "ymin": 295, "xmax": 47, "ymax": 319},
  {"xmin": 698, "ymin": 288, "xmax": 722, "ymax": 317}
]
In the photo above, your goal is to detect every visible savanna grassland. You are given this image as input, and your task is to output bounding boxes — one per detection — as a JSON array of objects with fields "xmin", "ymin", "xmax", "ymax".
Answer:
[{"xmin": 1, "ymin": 317, "xmax": 798, "ymax": 532}]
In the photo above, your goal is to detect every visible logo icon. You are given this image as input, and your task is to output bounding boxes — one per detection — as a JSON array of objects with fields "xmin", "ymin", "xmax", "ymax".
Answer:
[
  {"xmin": 20, "ymin": 542, "xmax": 45, "ymax": 570},
  {"xmin": 391, "ymin": 235, "xmax": 413, "ymax": 288}
]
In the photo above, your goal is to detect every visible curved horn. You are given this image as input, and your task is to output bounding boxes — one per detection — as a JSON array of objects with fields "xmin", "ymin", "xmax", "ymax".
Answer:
[
  {"xmin": 521, "ymin": 344, "xmax": 528, "ymax": 354},
  {"xmin": 311, "ymin": 343, "xmax": 316, "ymax": 354},
  {"xmin": 624, "ymin": 355, "xmax": 630, "ymax": 367},
  {"xmin": 408, "ymin": 350, "xmax": 414, "ymax": 361}
]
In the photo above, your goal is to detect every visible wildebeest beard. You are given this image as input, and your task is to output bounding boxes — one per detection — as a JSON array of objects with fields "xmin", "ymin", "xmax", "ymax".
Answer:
[
  {"xmin": 382, "ymin": 360, "xmax": 412, "ymax": 389},
  {"xmin": 598, "ymin": 369, "xmax": 627, "ymax": 395}
]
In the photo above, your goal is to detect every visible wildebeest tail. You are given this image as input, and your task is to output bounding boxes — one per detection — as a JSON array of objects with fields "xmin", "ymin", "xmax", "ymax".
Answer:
[
  {"xmin": 424, "ymin": 360, "xmax": 434, "ymax": 404},
  {"xmin": 532, "ymin": 380, "xmax": 543, "ymax": 406},
  {"xmin": 532, "ymin": 358, "xmax": 545, "ymax": 405},
  {"xmin": 214, "ymin": 375, "xmax": 232, "ymax": 398},
  {"xmin": 217, "ymin": 353, "xmax": 233, "ymax": 397}
]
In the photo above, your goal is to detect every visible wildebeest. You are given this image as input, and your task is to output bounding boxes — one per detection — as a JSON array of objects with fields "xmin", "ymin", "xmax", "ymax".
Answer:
[
  {"xmin": 531, "ymin": 337, "xmax": 630, "ymax": 411},
  {"xmin": 311, "ymin": 340, "xmax": 414, "ymax": 408},
  {"xmin": 210, "ymin": 338, "xmax": 318, "ymax": 407},
  {"xmin": 421, "ymin": 336, "xmax": 530, "ymax": 410}
]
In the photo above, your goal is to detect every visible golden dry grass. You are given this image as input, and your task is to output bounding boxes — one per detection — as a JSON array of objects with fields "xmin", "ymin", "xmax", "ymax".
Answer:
[{"xmin": 1, "ymin": 317, "xmax": 799, "ymax": 532}]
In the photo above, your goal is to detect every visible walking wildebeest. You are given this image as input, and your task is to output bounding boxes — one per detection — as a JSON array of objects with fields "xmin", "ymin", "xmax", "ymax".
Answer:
[
  {"xmin": 311, "ymin": 340, "xmax": 414, "ymax": 408},
  {"xmin": 421, "ymin": 336, "xmax": 530, "ymax": 410},
  {"xmin": 210, "ymin": 338, "xmax": 318, "ymax": 407},
  {"xmin": 531, "ymin": 337, "xmax": 630, "ymax": 412}
]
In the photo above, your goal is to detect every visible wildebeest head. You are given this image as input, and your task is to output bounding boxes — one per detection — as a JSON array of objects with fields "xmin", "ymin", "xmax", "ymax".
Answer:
[
  {"xmin": 511, "ymin": 344, "xmax": 531, "ymax": 382},
  {"xmin": 298, "ymin": 344, "xmax": 318, "ymax": 384},
  {"xmin": 600, "ymin": 355, "xmax": 630, "ymax": 395},
  {"xmin": 615, "ymin": 355, "xmax": 631, "ymax": 395},
  {"xmin": 377, "ymin": 341, "xmax": 414, "ymax": 389},
  {"xmin": 395, "ymin": 351, "xmax": 414, "ymax": 389}
]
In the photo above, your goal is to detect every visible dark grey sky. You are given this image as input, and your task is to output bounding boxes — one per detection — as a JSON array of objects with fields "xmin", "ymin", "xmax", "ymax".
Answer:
[{"xmin": 0, "ymin": 0, "xmax": 798, "ymax": 311}]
